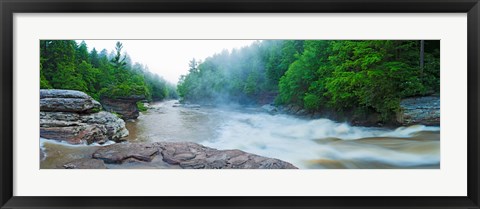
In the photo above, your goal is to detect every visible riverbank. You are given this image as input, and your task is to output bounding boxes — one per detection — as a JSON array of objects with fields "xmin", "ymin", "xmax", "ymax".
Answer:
[{"xmin": 257, "ymin": 95, "xmax": 440, "ymax": 128}]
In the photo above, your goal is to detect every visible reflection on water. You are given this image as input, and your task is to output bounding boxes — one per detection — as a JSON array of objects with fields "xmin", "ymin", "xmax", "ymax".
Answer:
[{"xmin": 41, "ymin": 100, "xmax": 440, "ymax": 169}]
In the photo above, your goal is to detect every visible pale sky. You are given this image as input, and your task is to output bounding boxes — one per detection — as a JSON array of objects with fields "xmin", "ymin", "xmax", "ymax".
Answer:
[{"xmin": 81, "ymin": 40, "xmax": 256, "ymax": 84}]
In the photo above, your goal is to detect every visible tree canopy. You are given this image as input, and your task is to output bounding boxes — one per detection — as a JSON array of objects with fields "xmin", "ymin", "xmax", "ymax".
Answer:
[
  {"xmin": 40, "ymin": 40, "xmax": 178, "ymax": 102},
  {"xmin": 177, "ymin": 40, "xmax": 440, "ymax": 122}
]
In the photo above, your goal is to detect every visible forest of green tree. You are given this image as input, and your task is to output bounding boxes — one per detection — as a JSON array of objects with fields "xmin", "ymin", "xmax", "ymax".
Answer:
[
  {"xmin": 40, "ymin": 40, "xmax": 177, "ymax": 103},
  {"xmin": 177, "ymin": 40, "xmax": 440, "ymax": 121}
]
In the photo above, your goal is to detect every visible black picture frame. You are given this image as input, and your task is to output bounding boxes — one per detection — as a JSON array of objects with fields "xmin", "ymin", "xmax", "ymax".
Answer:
[{"xmin": 1, "ymin": 0, "xmax": 479, "ymax": 208}]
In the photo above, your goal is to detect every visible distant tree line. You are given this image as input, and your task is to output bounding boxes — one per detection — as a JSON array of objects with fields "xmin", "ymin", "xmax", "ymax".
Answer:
[
  {"xmin": 40, "ymin": 40, "xmax": 178, "ymax": 102},
  {"xmin": 177, "ymin": 40, "xmax": 440, "ymax": 121}
]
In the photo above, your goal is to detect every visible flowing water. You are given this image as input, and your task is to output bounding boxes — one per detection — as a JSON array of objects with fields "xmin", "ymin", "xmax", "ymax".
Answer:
[{"xmin": 41, "ymin": 100, "xmax": 440, "ymax": 169}]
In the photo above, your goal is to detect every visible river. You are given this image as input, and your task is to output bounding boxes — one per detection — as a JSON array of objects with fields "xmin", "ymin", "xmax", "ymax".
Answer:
[{"xmin": 41, "ymin": 100, "xmax": 440, "ymax": 169}]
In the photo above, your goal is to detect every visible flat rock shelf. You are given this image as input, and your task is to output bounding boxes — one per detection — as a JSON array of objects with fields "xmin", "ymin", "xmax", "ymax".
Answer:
[{"xmin": 62, "ymin": 141, "xmax": 298, "ymax": 169}]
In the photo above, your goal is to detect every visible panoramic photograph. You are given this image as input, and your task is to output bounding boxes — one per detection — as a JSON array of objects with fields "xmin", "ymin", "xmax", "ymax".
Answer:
[{"xmin": 39, "ymin": 40, "xmax": 440, "ymax": 169}]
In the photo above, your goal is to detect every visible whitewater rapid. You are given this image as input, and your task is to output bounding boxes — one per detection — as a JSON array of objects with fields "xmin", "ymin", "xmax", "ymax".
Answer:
[{"xmin": 199, "ymin": 109, "xmax": 439, "ymax": 169}]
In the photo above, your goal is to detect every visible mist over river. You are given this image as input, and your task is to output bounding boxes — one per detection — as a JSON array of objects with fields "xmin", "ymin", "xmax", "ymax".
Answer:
[{"xmin": 41, "ymin": 100, "xmax": 440, "ymax": 169}]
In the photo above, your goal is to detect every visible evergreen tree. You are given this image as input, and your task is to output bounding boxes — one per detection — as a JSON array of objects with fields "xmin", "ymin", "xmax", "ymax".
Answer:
[
  {"xmin": 177, "ymin": 40, "xmax": 440, "ymax": 122},
  {"xmin": 40, "ymin": 40, "xmax": 176, "ymax": 102}
]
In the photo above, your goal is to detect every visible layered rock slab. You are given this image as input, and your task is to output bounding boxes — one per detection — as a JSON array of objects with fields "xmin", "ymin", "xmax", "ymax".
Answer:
[
  {"xmin": 92, "ymin": 143, "xmax": 159, "ymax": 164},
  {"xmin": 40, "ymin": 89, "xmax": 129, "ymax": 145},
  {"xmin": 397, "ymin": 96, "xmax": 440, "ymax": 126},
  {"xmin": 100, "ymin": 95, "xmax": 145, "ymax": 120},
  {"xmin": 40, "ymin": 89, "xmax": 102, "ymax": 113},
  {"xmin": 92, "ymin": 142, "xmax": 298, "ymax": 169}
]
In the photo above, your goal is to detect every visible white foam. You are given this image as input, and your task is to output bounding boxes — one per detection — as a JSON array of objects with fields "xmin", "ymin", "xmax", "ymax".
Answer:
[
  {"xmin": 383, "ymin": 125, "xmax": 440, "ymax": 137},
  {"xmin": 40, "ymin": 137, "xmax": 117, "ymax": 147},
  {"xmin": 200, "ymin": 111, "xmax": 440, "ymax": 168}
]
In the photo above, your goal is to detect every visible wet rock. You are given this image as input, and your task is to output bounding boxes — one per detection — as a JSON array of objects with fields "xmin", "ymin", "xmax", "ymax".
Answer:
[
  {"xmin": 41, "ymin": 89, "xmax": 91, "ymax": 99},
  {"xmin": 92, "ymin": 143, "xmax": 159, "ymax": 164},
  {"xmin": 157, "ymin": 142, "xmax": 298, "ymax": 169},
  {"xmin": 261, "ymin": 104, "xmax": 278, "ymax": 114},
  {"xmin": 40, "ymin": 111, "xmax": 128, "ymax": 145},
  {"xmin": 63, "ymin": 159, "xmax": 107, "ymax": 169},
  {"xmin": 40, "ymin": 89, "xmax": 129, "ymax": 145},
  {"xmin": 296, "ymin": 109, "xmax": 308, "ymax": 116},
  {"xmin": 40, "ymin": 89, "xmax": 101, "ymax": 113},
  {"xmin": 39, "ymin": 111, "xmax": 71, "ymax": 123},
  {"xmin": 100, "ymin": 96, "xmax": 145, "ymax": 119},
  {"xmin": 289, "ymin": 105, "xmax": 302, "ymax": 114},
  {"xmin": 90, "ymin": 142, "xmax": 297, "ymax": 169},
  {"xmin": 81, "ymin": 111, "xmax": 129, "ymax": 141},
  {"xmin": 40, "ymin": 124, "xmax": 108, "ymax": 144},
  {"xmin": 397, "ymin": 96, "xmax": 440, "ymax": 126}
]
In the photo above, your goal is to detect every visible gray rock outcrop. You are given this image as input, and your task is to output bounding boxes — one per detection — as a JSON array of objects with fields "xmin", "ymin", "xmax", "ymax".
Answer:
[
  {"xmin": 100, "ymin": 95, "xmax": 145, "ymax": 120},
  {"xmin": 40, "ymin": 89, "xmax": 102, "ymax": 113},
  {"xmin": 40, "ymin": 89, "xmax": 129, "ymax": 145},
  {"xmin": 397, "ymin": 96, "xmax": 440, "ymax": 126},
  {"xmin": 91, "ymin": 142, "xmax": 298, "ymax": 169}
]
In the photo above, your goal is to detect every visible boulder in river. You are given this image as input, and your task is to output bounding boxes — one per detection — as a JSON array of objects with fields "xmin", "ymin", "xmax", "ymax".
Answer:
[
  {"xmin": 40, "ymin": 89, "xmax": 129, "ymax": 145},
  {"xmin": 92, "ymin": 141, "xmax": 298, "ymax": 169},
  {"xmin": 397, "ymin": 96, "xmax": 440, "ymax": 126},
  {"xmin": 100, "ymin": 95, "xmax": 145, "ymax": 120}
]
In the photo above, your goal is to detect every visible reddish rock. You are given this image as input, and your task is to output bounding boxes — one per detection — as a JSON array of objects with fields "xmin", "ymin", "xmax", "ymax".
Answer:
[
  {"xmin": 40, "ymin": 125, "xmax": 106, "ymax": 144},
  {"xmin": 63, "ymin": 159, "xmax": 107, "ymax": 169},
  {"xmin": 92, "ymin": 143, "xmax": 159, "ymax": 164},
  {"xmin": 100, "ymin": 96, "xmax": 145, "ymax": 120},
  {"xmin": 91, "ymin": 141, "xmax": 298, "ymax": 169}
]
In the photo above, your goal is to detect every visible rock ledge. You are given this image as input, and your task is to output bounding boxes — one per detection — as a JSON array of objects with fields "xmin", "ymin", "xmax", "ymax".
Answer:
[
  {"xmin": 397, "ymin": 96, "xmax": 440, "ymax": 126},
  {"xmin": 40, "ymin": 89, "xmax": 129, "ymax": 144},
  {"xmin": 88, "ymin": 141, "xmax": 298, "ymax": 169}
]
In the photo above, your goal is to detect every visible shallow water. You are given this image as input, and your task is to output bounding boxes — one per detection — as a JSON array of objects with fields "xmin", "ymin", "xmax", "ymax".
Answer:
[{"xmin": 41, "ymin": 100, "xmax": 439, "ymax": 169}]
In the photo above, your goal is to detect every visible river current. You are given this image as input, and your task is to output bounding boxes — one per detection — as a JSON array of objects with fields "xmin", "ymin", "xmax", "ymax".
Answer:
[{"xmin": 41, "ymin": 100, "xmax": 440, "ymax": 169}]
